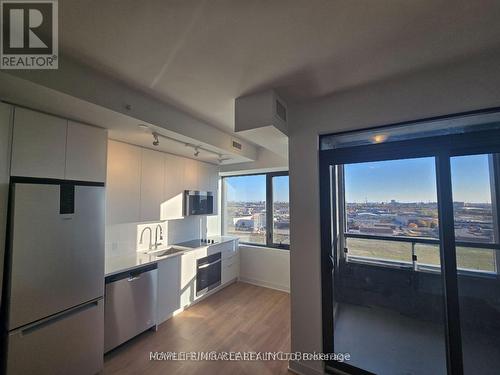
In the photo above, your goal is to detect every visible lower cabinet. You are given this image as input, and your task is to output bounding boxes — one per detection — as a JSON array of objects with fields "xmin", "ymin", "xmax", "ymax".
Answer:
[
  {"xmin": 222, "ymin": 253, "xmax": 239, "ymax": 285},
  {"xmin": 157, "ymin": 256, "xmax": 181, "ymax": 324},
  {"xmin": 156, "ymin": 240, "xmax": 239, "ymax": 325}
]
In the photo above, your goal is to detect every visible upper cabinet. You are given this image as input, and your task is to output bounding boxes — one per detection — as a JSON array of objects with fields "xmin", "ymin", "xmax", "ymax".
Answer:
[
  {"xmin": 161, "ymin": 154, "xmax": 185, "ymax": 221},
  {"xmin": 140, "ymin": 148, "xmax": 165, "ymax": 222},
  {"xmin": 197, "ymin": 162, "xmax": 211, "ymax": 192},
  {"xmin": 66, "ymin": 121, "xmax": 107, "ymax": 183},
  {"xmin": 106, "ymin": 141, "xmax": 141, "ymax": 225},
  {"xmin": 11, "ymin": 108, "xmax": 67, "ymax": 179},
  {"xmin": 10, "ymin": 108, "xmax": 107, "ymax": 182},
  {"xmin": 183, "ymin": 158, "xmax": 199, "ymax": 191},
  {"xmin": 107, "ymin": 140, "xmax": 219, "ymax": 224}
]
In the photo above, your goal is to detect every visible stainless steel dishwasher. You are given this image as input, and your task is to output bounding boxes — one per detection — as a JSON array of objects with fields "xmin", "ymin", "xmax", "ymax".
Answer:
[{"xmin": 104, "ymin": 263, "xmax": 158, "ymax": 353}]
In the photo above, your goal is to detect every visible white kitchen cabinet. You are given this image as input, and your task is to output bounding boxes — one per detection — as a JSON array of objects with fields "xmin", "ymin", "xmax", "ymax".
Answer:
[
  {"xmin": 197, "ymin": 161, "xmax": 219, "ymax": 193},
  {"xmin": 197, "ymin": 162, "xmax": 211, "ymax": 191},
  {"xmin": 140, "ymin": 148, "xmax": 165, "ymax": 222},
  {"xmin": 11, "ymin": 107, "xmax": 67, "ymax": 179},
  {"xmin": 161, "ymin": 154, "xmax": 185, "ymax": 220},
  {"xmin": 157, "ymin": 257, "xmax": 181, "ymax": 324},
  {"xmin": 209, "ymin": 164, "xmax": 219, "ymax": 193},
  {"xmin": 65, "ymin": 121, "xmax": 107, "ymax": 183},
  {"xmin": 106, "ymin": 140, "xmax": 142, "ymax": 224},
  {"xmin": 179, "ymin": 250, "xmax": 198, "ymax": 308},
  {"xmin": 183, "ymin": 158, "xmax": 199, "ymax": 191},
  {"xmin": 222, "ymin": 253, "xmax": 239, "ymax": 285},
  {"xmin": 208, "ymin": 164, "xmax": 219, "ymax": 215},
  {"xmin": 108, "ymin": 143, "xmax": 220, "ymax": 222}
]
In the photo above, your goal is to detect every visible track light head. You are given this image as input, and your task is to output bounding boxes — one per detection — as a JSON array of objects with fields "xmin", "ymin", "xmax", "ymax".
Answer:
[
  {"xmin": 194, "ymin": 147, "xmax": 200, "ymax": 157},
  {"xmin": 217, "ymin": 154, "xmax": 230, "ymax": 164},
  {"xmin": 152, "ymin": 133, "xmax": 160, "ymax": 146}
]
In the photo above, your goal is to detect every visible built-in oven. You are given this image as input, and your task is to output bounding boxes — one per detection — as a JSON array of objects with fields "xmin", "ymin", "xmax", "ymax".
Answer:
[
  {"xmin": 184, "ymin": 190, "xmax": 214, "ymax": 216},
  {"xmin": 196, "ymin": 252, "xmax": 221, "ymax": 296}
]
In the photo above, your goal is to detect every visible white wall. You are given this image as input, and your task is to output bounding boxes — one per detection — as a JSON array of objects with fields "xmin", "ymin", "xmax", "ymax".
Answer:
[
  {"xmin": 0, "ymin": 102, "xmax": 12, "ymax": 309},
  {"xmin": 288, "ymin": 49, "xmax": 500, "ymax": 374},
  {"xmin": 220, "ymin": 147, "xmax": 288, "ymax": 174},
  {"xmin": 239, "ymin": 245, "xmax": 290, "ymax": 292}
]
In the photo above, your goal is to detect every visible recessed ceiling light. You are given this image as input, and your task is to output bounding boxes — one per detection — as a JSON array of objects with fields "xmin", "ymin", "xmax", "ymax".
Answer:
[
  {"xmin": 138, "ymin": 124, "xmax": 149, "ymax": 130},
  {"xmin": 372, "ymin": 134, "xmax": 388, "ymax": 143}
]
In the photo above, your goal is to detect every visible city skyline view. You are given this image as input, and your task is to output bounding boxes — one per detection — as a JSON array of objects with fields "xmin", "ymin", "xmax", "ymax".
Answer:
[
  {"xmin": 345, "ymin": 155, "xmax": 493, "ymax": 203},
  {"xmin": 224, "ymin": 155, "xmax": 493, "ymax": 204},
  {"xmin": 223, "ymin": 174, "xmax": 290, "ymax": 246}
]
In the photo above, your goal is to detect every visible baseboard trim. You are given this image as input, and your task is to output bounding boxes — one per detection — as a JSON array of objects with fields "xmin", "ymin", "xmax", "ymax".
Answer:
[
  {"xmin": 238, "ymin": 276, "xmax": 290, "ymax": 293},
  {"xmin": 288, "ymin": 360, "xmax": 323, "ymax": 375}
]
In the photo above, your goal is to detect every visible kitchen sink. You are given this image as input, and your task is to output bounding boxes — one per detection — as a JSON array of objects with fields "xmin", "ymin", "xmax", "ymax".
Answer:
[{"xmin": 154, "ymin": 247, "xmax": 185, "ymax": 257}]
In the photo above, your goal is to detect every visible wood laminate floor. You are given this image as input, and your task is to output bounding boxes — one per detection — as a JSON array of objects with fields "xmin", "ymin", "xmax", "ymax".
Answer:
[{"xmin": 103, "ymin": 282, "xmax": 292, "ymax": 375}]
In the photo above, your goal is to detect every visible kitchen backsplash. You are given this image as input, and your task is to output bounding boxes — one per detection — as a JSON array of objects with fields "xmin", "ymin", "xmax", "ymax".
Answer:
[{"xmin": 105, "ymin": 216, "xmax": 210, "ymax": 258}]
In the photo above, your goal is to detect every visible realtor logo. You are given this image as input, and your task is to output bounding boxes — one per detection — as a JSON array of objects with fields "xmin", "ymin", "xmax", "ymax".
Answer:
[{"xmin": 1, "ymin": 0, "xmax": 58, "ymax": 69}]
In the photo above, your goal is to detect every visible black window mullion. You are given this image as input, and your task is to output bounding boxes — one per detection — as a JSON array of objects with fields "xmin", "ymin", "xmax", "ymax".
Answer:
[
  {"xmin": 320, "ymin": 159, "xmax": 335, "ymax": 360},
  {"xmin": 266, "ymin": 173, "xmax": 273, "ymax": 247},
  {"xmin": 436, "ymin": 154, "xmax": 464, "ymax": 375}
]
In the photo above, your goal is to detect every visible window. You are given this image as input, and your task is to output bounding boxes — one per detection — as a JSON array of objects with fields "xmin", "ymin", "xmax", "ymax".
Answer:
[
  {"xmin": 272, "ymin": 174, "xmax": 290, "ymax": 246},
  {"xmin": 343, "ymin": 157, "xmax": 440, "ymax": 267},
  {"xmin": 222, "ymin": 172, "xmax": 289, "ymax": 249},
  {"xmin": 450, "ymin": 154, "xmax": 499, "ymax": 273},
  {"xmin": 341, "ymin": 155, "xmax": 499, "ymax": 273}
]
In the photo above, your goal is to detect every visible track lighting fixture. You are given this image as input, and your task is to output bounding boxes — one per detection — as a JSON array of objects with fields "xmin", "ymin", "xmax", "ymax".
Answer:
[
  {"xmin": 152, "ymin": 132, "xmax": 160, "ymax": 146},
  {"xmin": 150, "ymin": 130, "xmax": 231, "ymax": 164}
]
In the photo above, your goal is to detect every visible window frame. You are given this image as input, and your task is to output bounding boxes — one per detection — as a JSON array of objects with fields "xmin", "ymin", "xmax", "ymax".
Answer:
[{"xmin": 221, "ymin": 171, "xmax": 290, "ymax": 250}]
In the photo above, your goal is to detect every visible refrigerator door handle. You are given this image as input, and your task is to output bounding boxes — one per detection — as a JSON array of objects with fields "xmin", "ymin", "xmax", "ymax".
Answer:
[{"xmin": 20, "ymin": 300, "xmax": 100, "ymax": 337}]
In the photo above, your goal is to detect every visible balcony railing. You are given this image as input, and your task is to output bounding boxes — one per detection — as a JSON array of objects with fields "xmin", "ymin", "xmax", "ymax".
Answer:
[{"xmin": 343, "ymin": 233, "xmax": 500, "ymax": 276}]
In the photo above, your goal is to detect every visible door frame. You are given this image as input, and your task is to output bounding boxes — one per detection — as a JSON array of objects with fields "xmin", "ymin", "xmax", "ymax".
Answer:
[{"xmin": 319, "ymin": 108, "xmax": 500, "ymax": 375}]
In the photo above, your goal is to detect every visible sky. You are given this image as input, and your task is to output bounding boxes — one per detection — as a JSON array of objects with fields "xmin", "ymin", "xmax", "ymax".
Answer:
[
  {"xmin": 224, "ymin": 154, "xmax": 492, "ymax": 204},
  {"xmin": 225, "ymin": 174, "xmax": 289, "ymax": 202},
  {"xmin": 344, "ymin": 155, "xmax": 492, "ymax": 203}
]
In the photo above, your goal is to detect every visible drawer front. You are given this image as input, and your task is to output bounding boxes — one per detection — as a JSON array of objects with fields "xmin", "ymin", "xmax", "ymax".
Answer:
[
  {"xmin": 222, "ymin": 257, "xmax": 239, "ymax": 284},
  {"xmin": 6, "ymin": 300, "xmax": 104, "ymax": 375},
  {"xmin": 224, "ymin": 253, "xmax": 238, "ymax": 266},
  {"xmin": 209, "ymin": 241, "xmax": 237, "ymax": 259},
  {"xmin": 104, "ymin": 269, "xmax": 157, "ymax": 352}
]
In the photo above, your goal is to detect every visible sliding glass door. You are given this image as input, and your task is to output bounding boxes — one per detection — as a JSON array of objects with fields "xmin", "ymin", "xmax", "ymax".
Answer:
[
  {"xmin": 449, "ymin": 154, "xmax": 500, "ymax": 374},
  {"xmin": 338, "ymin": 157, "xmax": 447, "ymax": 374},
  {"xmin": 319, "ymin": 111, "xmax": 500, "ymax": 375},
  {"xmin": 330, "ymin": 157, "xmax": 447, "ymax": 375}
]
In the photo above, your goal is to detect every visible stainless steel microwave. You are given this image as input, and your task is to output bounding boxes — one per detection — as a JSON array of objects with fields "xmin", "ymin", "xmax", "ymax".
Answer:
[{"xmin": 184, "ymin": 190, "xmax": 214, "ymax": 216}]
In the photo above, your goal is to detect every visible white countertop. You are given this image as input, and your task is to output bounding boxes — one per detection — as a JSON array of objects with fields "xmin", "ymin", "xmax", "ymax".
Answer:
[
  {"xmin": 105, "ymin": 252, "xmax": 171, "ymax": 277},
  {"xmin": 105, "ymin": 236, "xmax": 238, "ymax": 277}
]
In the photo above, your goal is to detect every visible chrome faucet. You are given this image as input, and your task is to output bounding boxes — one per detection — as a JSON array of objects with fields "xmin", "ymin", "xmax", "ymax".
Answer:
[
  {"xmin": 139, "ymin": 227, "xmax": 153, "ymax": 250},
  {"xmin": 154, "ymin": 224, "xmax": 163, "ymax": 249}
]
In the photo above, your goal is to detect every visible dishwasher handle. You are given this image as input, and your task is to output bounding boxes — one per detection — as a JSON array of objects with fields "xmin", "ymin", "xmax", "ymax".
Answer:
[{"xmin": 105, "ymin": 263, "xmax": 158, "ymax": 284}]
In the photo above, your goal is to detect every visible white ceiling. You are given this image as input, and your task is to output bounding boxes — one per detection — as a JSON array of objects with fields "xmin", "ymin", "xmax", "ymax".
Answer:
[{"xmin": 60, "ymin": 0, "xmax": 500, "ymax": 135}]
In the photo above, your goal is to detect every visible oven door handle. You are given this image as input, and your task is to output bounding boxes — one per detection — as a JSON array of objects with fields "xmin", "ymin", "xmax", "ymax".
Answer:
[{"xmin": 198, "ymin": 259, "xmax": 221, "ymax": 269}]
